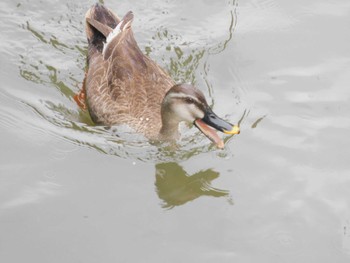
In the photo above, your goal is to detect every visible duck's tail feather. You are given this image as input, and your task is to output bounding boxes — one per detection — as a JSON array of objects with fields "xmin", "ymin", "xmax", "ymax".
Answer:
[
  {"xmin": 85, "ymin": 3, "xmax": 120, "ymax": 51},
  {"xmin": 86, "ymin": 17, "xmax": 113, "ymax": 38}
]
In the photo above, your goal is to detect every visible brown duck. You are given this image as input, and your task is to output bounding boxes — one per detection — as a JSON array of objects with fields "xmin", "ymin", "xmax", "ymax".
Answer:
[{"xmin": 77, "ymin": 3, "xmax": 239, "ymax": 148}]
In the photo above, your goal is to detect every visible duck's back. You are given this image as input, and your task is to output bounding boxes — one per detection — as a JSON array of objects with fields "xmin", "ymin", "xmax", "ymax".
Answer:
[{"xmin": 84, "ymin": 4, "xmax": 174, "ymax": 138}]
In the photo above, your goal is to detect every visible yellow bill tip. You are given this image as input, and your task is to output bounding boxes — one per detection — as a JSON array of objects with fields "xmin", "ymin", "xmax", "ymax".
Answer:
[{"xmin": 224, "ymin": 125, "xmax": 240, "ymax": 135}]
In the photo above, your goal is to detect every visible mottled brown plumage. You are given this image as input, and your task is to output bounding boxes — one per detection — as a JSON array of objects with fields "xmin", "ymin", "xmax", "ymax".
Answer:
[
  {"xmin": 82, "ymin": 4, "xmax": 239, "ymax": 146},
  {"xmin": 84, "ymin": 4, "xmax": 174, "ymax": 139}
]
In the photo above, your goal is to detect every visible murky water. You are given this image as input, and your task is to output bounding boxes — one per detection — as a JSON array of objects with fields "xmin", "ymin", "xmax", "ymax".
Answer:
[{"xmin": 1, "ymin": 0, "xmax": 350, "ymax": 262}]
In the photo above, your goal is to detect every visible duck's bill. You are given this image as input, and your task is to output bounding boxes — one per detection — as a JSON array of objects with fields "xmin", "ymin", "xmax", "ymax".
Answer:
[
  {"xmin": 194, "ymin": 109, "xmax": 240, "ymax": 149},
  {"xmin": 195, "ymin": 119, "xmax": 225, "ymax": 148}
]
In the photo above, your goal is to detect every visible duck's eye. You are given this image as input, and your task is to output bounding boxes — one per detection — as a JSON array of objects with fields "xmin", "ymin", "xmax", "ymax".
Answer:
[{"xmin": 185, "ymin": 97, "xmax": 195, "ymax": 104}]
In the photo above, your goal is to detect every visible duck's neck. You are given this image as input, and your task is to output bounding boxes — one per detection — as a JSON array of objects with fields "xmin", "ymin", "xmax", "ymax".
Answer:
[
  {"xmin": 159, "ymin": 121, "xmax": 180, "ymax": 140},
  {"xmin": 159, "ymin": 104, "xmax": 180, "ymax": 140}
]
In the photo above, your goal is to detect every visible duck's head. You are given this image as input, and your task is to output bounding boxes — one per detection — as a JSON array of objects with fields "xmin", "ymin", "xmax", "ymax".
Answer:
[{"xmin": 160, "ymin": 84, "xmax": 240, "ymax": 148}]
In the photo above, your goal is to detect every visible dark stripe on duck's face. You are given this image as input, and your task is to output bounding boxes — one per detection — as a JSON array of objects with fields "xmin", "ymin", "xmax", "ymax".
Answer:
[
  {"xmin": 167, "ymin": 84, "xmax": 207, "ymax": 102},
  {"xmin": 167, "ymin": 93, "xmax": 205, "ymax": 111}
]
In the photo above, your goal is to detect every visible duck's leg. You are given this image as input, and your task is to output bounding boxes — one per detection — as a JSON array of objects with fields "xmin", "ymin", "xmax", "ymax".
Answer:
[{"xmin": 74, "ymin": 72, "xmax": 87, "ymax": 110}]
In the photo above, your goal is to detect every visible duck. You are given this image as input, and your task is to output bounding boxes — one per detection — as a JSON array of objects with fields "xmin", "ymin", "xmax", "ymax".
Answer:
[{"xmin": 78, "ymin": 3, "xmax": 239, "ymax": 148}]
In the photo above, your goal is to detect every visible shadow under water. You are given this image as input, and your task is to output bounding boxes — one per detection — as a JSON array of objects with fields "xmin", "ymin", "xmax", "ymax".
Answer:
[{"xmin": 155, "ymin": 162, "xmax": 231, "ymax": 209}]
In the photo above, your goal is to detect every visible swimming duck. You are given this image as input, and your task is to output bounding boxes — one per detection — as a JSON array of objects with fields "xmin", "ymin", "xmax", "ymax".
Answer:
[{"xmin": 80, "ymin": 3, "xmax": 239, "ymax": 148}]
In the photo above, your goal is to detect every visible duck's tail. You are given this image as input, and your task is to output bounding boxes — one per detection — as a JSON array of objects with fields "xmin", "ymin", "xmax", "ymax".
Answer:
[
  {"xmin": 85, "ymin": 3, "xmax": 134, "ymax": 58},
  {"xmin": 85, "ymin": 3, "xmax": 120, "ymax": 52}
]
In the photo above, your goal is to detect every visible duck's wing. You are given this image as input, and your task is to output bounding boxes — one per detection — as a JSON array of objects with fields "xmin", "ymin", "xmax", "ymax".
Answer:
[
  {"xmin": 102, "ymin": 11, "xmax": 134, "ymax": 60},
  {"xmin": 85, "ymin": 6, "xmax": 174, "ymax": 130},
  {"xmin": 102, "ymin": 12, "xmax": 175, "ymax": 116}
]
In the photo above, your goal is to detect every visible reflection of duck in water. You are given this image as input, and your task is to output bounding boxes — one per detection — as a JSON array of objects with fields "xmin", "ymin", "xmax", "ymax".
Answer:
[
  {"xmin": 77, "ymin": 4, "xmax": 239, "ymax": 148},
  {"xmin": 155, "ymin": 163, "xmax": 230, "ymax": 209}
]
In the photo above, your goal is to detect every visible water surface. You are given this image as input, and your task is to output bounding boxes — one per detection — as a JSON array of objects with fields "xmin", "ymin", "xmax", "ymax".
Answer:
[{"xmin": 1, "ymin": 0, "xmax": 350, "ymax": 262}]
